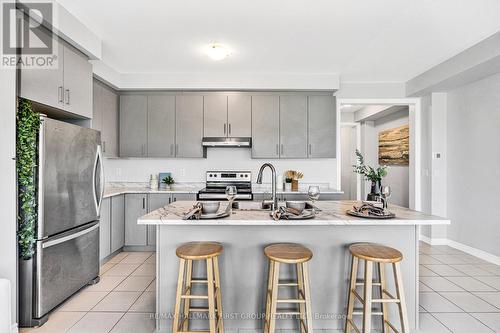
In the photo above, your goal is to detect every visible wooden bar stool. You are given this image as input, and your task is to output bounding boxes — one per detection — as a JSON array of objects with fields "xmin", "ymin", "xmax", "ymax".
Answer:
[
  {"xmin": 173, "ymin": 242, "xmax": 224, "ymax": 333},
  {"xmin": 345, "ymin": 243, "xmax": 409, "ymax": 333},
  {"xmin": 264, "ymin": 243, "xmax": 314, "ymax": 333}
]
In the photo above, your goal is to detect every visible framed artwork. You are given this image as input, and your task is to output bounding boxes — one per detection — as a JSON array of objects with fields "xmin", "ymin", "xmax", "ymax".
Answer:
[{"xmin": 379, "ymin": 124, "xmax": 409, "ymax": 165}]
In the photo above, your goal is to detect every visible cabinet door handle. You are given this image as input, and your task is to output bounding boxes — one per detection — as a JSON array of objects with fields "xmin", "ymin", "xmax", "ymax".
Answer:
[
  {"xmin": 102, "ymin": 141, "xmax": 106, "ymax": 153},
  {"xmin": 308, "ymin": 144, "xmax": 312, "ymax": 155},
  {"xmin": 280, "ymin": 144, "xmax": 284, "ymax": 155},
  {"xmin": 276, "ymin": 144, "xmax": 279, "ymax": 156},
  {"xmin": 228, "ymin": 123, "xmax": 231, "ymax": 136},
  {"xmin": 170, "ymin": 144, "xmax": 173, "ymax": 156},
  {"xmin": 173, "ymin": 197, "xmax": 177, "ymax": 202},
  {"xmin": 58, "ymin": 86, "xmax": 63, "ymax": 102},
  {"xmin": 224, "ymin": 123, "xmax": 227, "ymax": 135},
  {"xmin": 65, "ymin": 89, "xmax": 70, "ymax": 105},
  {"xmin": 168, "ymin": 197, "xmax": 171, "ymax": 204},
  {"xmin": 175, "ymin": 144, "xmax": 179, "ymax": 156},
  {"xmin": 142, "ymin": 197, "xmax": 146, "ymax": 210}
]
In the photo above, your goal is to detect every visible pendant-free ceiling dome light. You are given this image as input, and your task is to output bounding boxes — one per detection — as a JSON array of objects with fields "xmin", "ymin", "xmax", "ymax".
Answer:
[{"xmin": 206, "ymin": 43, "xmax": 230, "ymax": 61}]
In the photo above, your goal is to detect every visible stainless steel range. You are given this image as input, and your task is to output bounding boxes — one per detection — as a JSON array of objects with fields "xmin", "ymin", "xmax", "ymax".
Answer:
[{"xmin": 197, "ymin": 171, "xmax": 253, "ymax": 200}]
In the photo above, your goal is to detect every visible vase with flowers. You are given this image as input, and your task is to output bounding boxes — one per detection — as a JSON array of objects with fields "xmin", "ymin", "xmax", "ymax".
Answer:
[{"xmin": 352, "ymin": 149, "xmax": 388, "ymax": 201}]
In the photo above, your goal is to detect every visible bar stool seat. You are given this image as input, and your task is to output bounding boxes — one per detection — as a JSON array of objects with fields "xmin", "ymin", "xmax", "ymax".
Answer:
[
  {"xmin": 264, "ymin": 243, "xmax": 313, "ymax": 263},
  {"xmin": 345, "ymin": 242, "xmax": 409, "ymax": 333},
  {"xmin": 264, "ymin": 243, "xmax": 314, "ymax": 333},
  {"xmin": 349, "ymin": 243, "xmax": 402, "ymax": 263},
  {"xmin": 176, "ymin": 241, "xmax": 223, "ymax": 260}
]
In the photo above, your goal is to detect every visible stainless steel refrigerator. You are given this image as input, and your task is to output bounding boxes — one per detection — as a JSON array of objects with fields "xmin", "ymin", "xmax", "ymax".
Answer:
[{"xmin": 20, "ymin": 116, "xmax": 104, "ymax": 327}]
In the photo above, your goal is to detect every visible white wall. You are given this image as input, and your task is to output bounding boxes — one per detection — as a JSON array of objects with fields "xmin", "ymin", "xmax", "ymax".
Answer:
[
  {"xmin": 104, "ymin": 148, "xmax": 338, "ymax": 187},
  {"xmin": 0, "ymin": 64, "xmax": 17, "ymax": 327},
  {"xmin": 373, "ymin": 110, "xmax": 410, "ymax": 207},
  {"xmin": 446, "ymin": 72, "xmax": 500, "ymax": 257},
  {"xmin": 358, "ymin": 110, "xmax": 410, "ymax": 207}
]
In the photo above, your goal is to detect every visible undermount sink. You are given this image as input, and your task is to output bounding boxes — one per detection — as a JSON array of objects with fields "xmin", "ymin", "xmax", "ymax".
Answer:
[
  {"xmin": 232, "ymin": 201, "xmax": 315, "ymax": 211},
  {"xmin": 232, "ymin": 201, "xmax": 273, "ymax": 211}
]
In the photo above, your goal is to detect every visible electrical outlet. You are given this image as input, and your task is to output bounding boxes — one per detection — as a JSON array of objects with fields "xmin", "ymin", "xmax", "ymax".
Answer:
[{"xmin": 180, "ymin": 168, "xmax": 186, "ymax": 177}]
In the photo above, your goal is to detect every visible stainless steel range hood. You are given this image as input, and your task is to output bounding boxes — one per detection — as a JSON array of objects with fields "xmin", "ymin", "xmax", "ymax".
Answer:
[{"xmin": 202, "ymin": 137, "xmax": 252, "ymax": 148}]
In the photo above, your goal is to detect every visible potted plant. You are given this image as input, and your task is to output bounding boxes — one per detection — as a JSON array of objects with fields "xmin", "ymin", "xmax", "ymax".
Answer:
[
  {"xmin": 162, "ymin": 175, "xmax": 175, "ymax": 190},
  {"xmin": 352, "ymin": 149, "xmax": 388, "ymax": 201}
]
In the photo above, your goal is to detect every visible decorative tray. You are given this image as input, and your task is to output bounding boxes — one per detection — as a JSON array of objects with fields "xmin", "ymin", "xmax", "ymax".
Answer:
[
  {"xmin": 270, "ymin": 209, "xmax": 316, "ymax": 220},
  {"xmin": 346, "ymin": 209, "xmax": 395, "ymax": 219}
]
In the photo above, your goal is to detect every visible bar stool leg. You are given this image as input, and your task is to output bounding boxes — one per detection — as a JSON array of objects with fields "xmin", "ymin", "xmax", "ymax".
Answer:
[
  {"xmin": 362, "ymin": 260, "xmax": 373, "ymax": 333},
  {"xmin": 206, "ymin": 258, "xmax": 217, "ymax": 333},
  {"xmin": 296, "ymin": 263, "xmax": 306, "ymax": 333},
  {"xmin": 264, "ymin": 260, "xmax": 275, "ymax": 333},
  {"xmin": 173, "ymin": 259, "xmax": 186, "ymax": 333},
  {"xmin": 213, "ymin": 256, "xmax": 224, "ymax": 333},
  {"xmin": 182, "ymin": 260, "xmax": 193, "ymax": 332},
  {"xmin": 268, "ymin": 261, "xmax": 280, "ymax": 333},
  {"xmin": 378, "ymin": 263, "xmax": 389, "ymax": 333},
  {"xmin": 393, "ymin": 262, "xmax": 409, "ymax": 333},
  {"xmin": 302, "ymin": 262, "xmax": 314, "ymax": 333},
  {"xmin": 345, "ymin": 256, "xmax": 358, "ymax": 333}
]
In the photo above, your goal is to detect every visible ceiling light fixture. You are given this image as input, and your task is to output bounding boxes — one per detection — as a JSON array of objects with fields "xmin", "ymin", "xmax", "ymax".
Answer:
[
  {"xmin": 206, "ymin": 43, "xmax": 230, "ymax": 61},
  {"xmin": 342, "ymin": 104, "xmax": 353, "ymax": 108}
]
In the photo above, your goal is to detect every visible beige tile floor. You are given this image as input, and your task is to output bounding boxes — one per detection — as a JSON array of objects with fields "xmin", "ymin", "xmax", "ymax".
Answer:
[{"xmin": 20, "ymin": 243, "xmax": 500, "ymax": 333}]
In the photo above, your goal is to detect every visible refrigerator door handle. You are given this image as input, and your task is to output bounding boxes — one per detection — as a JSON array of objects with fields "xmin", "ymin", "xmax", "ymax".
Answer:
[
  {"xmin": 93, "ymin": 145, "xmax": 105, "ymax": 215},
  {"xmin": 42, "ymin": 223, "xmax": 99, "ymax": 249}
]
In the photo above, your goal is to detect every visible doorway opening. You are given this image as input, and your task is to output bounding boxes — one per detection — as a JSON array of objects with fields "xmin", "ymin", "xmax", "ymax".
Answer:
[{"xmin": 337, "ymin": 99, "xmax": 421, "ymax": 209}]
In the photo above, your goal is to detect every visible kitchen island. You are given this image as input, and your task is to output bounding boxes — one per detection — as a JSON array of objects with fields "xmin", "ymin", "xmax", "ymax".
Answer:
[{"xmin": 138, "ymin": 200, "xmax": 449, "ymax": 332}]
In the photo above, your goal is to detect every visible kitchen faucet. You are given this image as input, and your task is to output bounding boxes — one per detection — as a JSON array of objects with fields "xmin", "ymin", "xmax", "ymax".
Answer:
[{"xmin": 256, "ymin": 163, "xmax": 278, "ymax": 211}]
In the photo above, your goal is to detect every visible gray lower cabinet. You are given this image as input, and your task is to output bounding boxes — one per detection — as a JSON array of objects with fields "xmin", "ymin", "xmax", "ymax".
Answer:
[
  {"xmin": 111, "ymin": 194, "xmax": 125, "ymax": 252},
  {"xmin": 147, "ymin": 194, "xmax": 172, "ymax": 246},
  {"xmin": 148, "ymin": 95, "xmax": 176, "ymax": 157},
  {"xmin": 204, "ymin": 95, "xmax": 228, "ymax": 137},
  {"xmin": 120, "ymin": 95, "xmax": 148, "ymax": 157},
  {"xmin": 99, "ymin": 198, "xmax": 111, "ymax": 260},
  {"xmin": 280, "ymin": 96, "xmax": 308, "ymax": 158},
  {"xmin": 251, "ymin": 96, "xmax": 280, "ymax": 158},
  {"xmin": 172, "ymin": 193, "xmax": 197, "ymax": 202},
  {"xmin": 228, "ymin": 94, "xmax": 251, "ymax": 137},
  {"xmin": 125, "ymin": 194, "xmax": 148, "ymax": 246},
  {"xmin": 308, "ymin": 96, "xmax": 336, "ymax": 158},
  {"xmin": 176, "ymin": 95, "xmax": 204, "ymax": 157}
]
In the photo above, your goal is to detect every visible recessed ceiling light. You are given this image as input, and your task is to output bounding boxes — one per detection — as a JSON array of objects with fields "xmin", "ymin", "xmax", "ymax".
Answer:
[
  {"xmin": 206, "ymin": 43, "xmax": 230, "ymax": 61},
  {"xmin": 342, "ymin": 104, "xmax": 353, "ymax": 108}
]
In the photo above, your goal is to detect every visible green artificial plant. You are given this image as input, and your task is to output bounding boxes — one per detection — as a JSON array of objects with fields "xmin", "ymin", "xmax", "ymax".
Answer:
[
  {"xmin": 17, "ymin": 98, "xmax": 42, "ymax": 260},
  {"xmin": 352, "ymin": 149, "xmax": 388, "ymax": 182},
  {"xmin": 162, "ymin": 175, "xmax": 175, "ymax": 185}
]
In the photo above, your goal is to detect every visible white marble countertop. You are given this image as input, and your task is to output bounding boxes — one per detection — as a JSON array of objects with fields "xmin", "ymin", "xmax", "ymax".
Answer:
[
  {"xmin": 104, "ymin": 182, "xmax": 342, "ymax": 198},
  {"xmin": 138, "ymin": 200, "xmax": 450, "ymax": 226}
]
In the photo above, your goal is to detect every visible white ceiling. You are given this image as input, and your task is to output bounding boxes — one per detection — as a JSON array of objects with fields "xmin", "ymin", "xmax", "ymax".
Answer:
[{"xmin": 57, "ymin": 0, "xmax": 500, "ymax": 82}]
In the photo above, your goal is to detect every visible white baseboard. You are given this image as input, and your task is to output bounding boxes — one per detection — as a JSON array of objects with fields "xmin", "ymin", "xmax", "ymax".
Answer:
[
  {"xmin": 419, "ymin": 235, "xmax": 500, "ymax": 266},
  {"xmin": 419, "ymin": 235, "xmax": 447, "ymax": 245},
  {"xmin": 11, "ymin": 323, "xmax": 18, "ymax": 333}
]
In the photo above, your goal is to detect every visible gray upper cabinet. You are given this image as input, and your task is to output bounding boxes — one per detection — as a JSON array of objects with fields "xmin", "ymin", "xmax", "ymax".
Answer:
[
  {"xmin": 93, "ymin": 80, "xmax": 119, "ymax": 157},
  {"xmin": 62, "ymin": 42, "xmax": 93, "ymax": 118},
  {"xmin": 148, "ymin": 95, "xmax": 176, "ymax": 157},
  {"xmin": 228, "ymin": 95, "xmax": 251, "ymax": 137},
  {"xmin": 19, "ymin": 24, "xmax": 92, "ymax": 119},
  {"xmin": 251, "ymin": 96, "xmax": 280, "ymax": 158},
  {"xmin": 99, "ymin": 198, "xmax": 111, "ymax": 260},
  {"xmin": 176, "ymin": 95, "xmax": 204, "ymax": 158},
  {"xmin": 120, "ymin": 95, "xmax": 148, "ymax": 157},
  {"xmin": 19, "ymin": 26, "xmax": 64, "ymax": 110},
  {"xmin": 308, "ymin": 96, "xmax": 336, "ymax": 158},
  {"xmin": 204, "ymin": 95, "xmax": 227, "ymax": 137},
  {"xmin": 111, "ymin": 194, "xmax": 125, "ymax": 253},
  {"xmin": 124, "ymin": 194, "xmax": 148, "ymax": 246},
  {"xmin": 280, "ymin": 95, "xmax": 308, "ymax": 158}
]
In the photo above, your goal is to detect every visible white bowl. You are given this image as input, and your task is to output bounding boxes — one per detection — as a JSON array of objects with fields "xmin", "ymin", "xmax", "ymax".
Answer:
[{"xmin": 201, "ymin": 201, "xmax": 220, "ymax": 214}]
